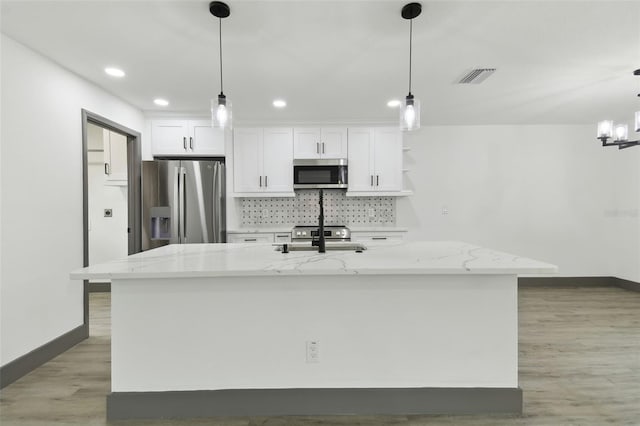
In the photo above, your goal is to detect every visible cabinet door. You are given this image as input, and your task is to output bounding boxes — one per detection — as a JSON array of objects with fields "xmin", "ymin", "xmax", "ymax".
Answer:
[
  {"xmin": 346, "ymin": 128, "xmax": 375, "ymax": 192},
  {"xmin": 320, "ymin": 127, "xmax": 348, "ymax": 158},
  {"xmin": 104, "ymin": 129, "xmax": 128, "ymax": 183},
  {"xmin": 189, "ymin": 120, "xmax": 225, "ymax": 156},
  {"xmin": 151, "ymin": 120, "xmax": 189, "ymax": 156},
  {"xmin": 233, "ymin": 128, "xmax": 263, "ymax": 193},
  {"xmin": 293, "ymin": 128, "xmax": 320, "ymax": 159},
  {"xmin": 373, "ymin": 128, "xmax": 402, "ymax": 191},
  {"xmin": 262, "ymin": 128, "xmax": 294, "ymax": 192}
]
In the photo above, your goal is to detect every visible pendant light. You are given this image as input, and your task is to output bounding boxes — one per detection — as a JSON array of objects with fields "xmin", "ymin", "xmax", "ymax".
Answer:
[
  {"xmin": 210, "ymin": 1, "xmax": 232, "ymax": 129},
  {"xmin": 400, "ymin": 3, "xmax": 422, "ymax": 132}
]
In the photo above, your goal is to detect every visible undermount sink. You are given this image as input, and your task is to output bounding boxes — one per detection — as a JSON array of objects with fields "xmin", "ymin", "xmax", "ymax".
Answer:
[{"xmin": 274, "ymin": 242, "xmax": 367, "ymax": 252}]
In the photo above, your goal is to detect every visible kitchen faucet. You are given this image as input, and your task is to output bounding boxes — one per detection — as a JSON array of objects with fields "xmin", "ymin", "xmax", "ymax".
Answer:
[{"xmin": 311, "ymin": 189, "xmax": 326, "ymax": 253}]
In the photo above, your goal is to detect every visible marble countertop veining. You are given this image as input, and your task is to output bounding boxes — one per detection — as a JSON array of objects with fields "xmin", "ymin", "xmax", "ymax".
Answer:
[{"xmin": 70, "ymin": 241, "xmax": 558, "ymax": 280}]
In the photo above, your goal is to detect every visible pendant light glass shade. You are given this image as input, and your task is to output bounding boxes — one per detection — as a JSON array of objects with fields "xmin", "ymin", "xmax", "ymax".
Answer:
[
  {"xmin": 400, "ymin": 94, "xmax": 420, "ymax": 131},
  {"xmin": 597, "ymin": 120, "xmax": 613, "ymax": 139},
  {"xmin": 211, "ymin": 94, "xmax": 232, "ymax": 129},
  {"xmin": 614, "ymin": 123, "xmax": 629, "ymax": 142}
]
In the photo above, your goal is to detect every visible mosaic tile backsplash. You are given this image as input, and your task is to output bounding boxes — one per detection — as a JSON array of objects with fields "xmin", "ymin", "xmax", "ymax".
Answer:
[{"xmin": 240, "ymin": 190, "xmax": 395, "ymax": 226}]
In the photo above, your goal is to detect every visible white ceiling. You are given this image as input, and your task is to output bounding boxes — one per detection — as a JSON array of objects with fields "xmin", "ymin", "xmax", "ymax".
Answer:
[{"xmin": 2, "ymin": 0, "xmax": 639, "ymax": 126}]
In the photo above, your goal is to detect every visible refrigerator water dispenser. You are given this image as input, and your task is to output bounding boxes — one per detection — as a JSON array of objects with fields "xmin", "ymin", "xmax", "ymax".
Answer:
[{"xmin": 150, "ymin": 206, "xmax": 171, "ymax": 240}]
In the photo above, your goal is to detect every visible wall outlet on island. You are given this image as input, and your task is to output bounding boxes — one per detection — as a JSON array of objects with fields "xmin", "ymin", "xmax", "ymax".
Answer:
[
  {"xmin": 306, "ymin": 340, "xmax": 320, "ymax": 363},
  {"xmin": 368, "ymin": 208, "xmax": 376, "ymax": 218},
  {"xmin": 261, "ymin": 208, "xmax": 270, "ymax": 218}
]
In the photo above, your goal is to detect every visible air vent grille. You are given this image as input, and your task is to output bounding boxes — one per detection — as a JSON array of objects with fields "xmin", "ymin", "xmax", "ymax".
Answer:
[{"xmin": 458, "ymin": 68, "xmax": 496, "ymax": 84}]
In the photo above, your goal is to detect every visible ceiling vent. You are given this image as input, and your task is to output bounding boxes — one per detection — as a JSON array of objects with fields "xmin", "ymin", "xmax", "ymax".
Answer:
[{"xmin": 457, "ymin": 68, "xmax": 496, "ymax": 84}]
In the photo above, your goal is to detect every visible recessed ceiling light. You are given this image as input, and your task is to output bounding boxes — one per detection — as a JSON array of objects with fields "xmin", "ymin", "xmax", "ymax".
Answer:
[
  {"xmin": 154, "ymin": 98, "xmax": 169, "ymax": 107},
  {"xmin": 104, "ymin": 67, "xmax": 125, "ymax": 78},
  {"xmin": 387, "ymin": 99, "xmax": 401, "ymax": 108},
  {"xmin": 273, "ymin": 99, "xmax": 287, "ymax": 108}
]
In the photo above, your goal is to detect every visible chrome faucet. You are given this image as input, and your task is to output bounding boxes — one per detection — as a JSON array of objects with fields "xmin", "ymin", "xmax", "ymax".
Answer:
[{"xmin": 311, "ymin": 189, "xmax": 326, "ymax": 253}]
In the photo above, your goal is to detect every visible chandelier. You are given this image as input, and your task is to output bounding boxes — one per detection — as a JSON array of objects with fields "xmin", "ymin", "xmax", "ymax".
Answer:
[{"xmin": 596, "ymin": 69, "xmax": 639, "ymax": 149}]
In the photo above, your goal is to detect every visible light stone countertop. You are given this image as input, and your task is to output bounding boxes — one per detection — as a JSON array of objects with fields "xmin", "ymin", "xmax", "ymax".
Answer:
[{"xmin": 71, "ymin": 240, "xmax": 557, "ymax": 280}]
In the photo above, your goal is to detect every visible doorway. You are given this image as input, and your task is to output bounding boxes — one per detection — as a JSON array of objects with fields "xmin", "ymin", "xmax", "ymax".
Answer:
[{"xmin": 81, "ymin": 110, "xmax": 142, "ymax": 331}]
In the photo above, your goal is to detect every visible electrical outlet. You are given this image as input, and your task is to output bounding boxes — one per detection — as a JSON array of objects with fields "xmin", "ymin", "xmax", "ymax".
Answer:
[
  {"xmin": 368, "ymin": 208, "xmax": 375, "ymax": 218},
  {"xmin": 306, "ymin": 340, "xmax": 320, "ymax": 363},
  {"xmin": 441, "ymin": 206, "xmax": 449, "ymax": 215},
  {"xmin": 262, "ymin": 208, "xmax": 270, "ymax": 218}
]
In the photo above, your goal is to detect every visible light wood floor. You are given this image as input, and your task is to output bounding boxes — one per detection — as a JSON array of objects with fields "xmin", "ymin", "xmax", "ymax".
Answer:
[{"xmin": 1, "ymin": 287, "xmax": 639, "ymax": 425}]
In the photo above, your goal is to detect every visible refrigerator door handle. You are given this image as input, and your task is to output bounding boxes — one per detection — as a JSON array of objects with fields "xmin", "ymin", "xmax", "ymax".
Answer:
[
  {"xmin": 182, "ymin": 168, "xmax": 188, "ymax": 243},
  {"xmin": 173, "ymin": 165, "xmax": 181, "ymax": 241},
  {"xmin": 213, "ymin": 162, "xmax": 224, "ymax": 243}
]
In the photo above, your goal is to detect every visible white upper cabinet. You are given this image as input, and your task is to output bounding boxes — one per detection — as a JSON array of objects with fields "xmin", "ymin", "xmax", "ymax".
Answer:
[
  {"xmin": 233, "ymin": 128, "xmax": 294, "ymax": 195},
  {"xmin": 103, "ymin": 128, "xmax": 128, "ymax": 185},
  {"xmin": 151, "ymin": 119, "xmax": 224, "ymax": 157},
  {"xmin": 293, "ymin": 127, "xmax": 347, "ymax": 159},
  {"xmin": 347, "ymin": 127, "xmax": 402, "ymax": 193}
]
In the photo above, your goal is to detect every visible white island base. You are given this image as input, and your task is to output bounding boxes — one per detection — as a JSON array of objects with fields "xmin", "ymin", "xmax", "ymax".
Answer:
[{"xmin": 71, "ymin": 241, "xmax": 557, "ymax": 419}]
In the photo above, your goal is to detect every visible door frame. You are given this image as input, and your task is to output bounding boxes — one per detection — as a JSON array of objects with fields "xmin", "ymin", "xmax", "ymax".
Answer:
[{"xmin": 81, "ymin": 109, "xmax": 142, "ymax": 326}]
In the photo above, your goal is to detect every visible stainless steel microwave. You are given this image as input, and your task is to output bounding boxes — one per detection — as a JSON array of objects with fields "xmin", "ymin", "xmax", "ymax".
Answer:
[{"xmin": 293, "ymin": 159, "xmax": 348, "ymax": 189}]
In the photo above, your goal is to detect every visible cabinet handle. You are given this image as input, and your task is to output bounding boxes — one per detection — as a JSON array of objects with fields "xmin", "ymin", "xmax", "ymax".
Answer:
[
  {"xmin": 259, "ymin": 176, "xmax": 262, "ymax": 187},
  {"xmin": 183, "ymin": 137, "xmax": 187, "ymax": 150},
  {"xmin": 316, "ymin": 142, "xmax": 320, "ymax": 154},
  {"xmin": 372, "ymin": 237, "xmax": 388, "ymax": 240},
  {"xmin": 265, "ymin": 175, "xmax": 268, "ymax": 187},
  {"xmin": 322, "ymin": 142, "xmax": 325, "ymax": 154},
  {"xmin": 376, "ymin": 175, "xmax": 379, "ymax": 186},
  {"xmin": 244, "ymin": 238, "xmax": 257, "ymax": 242},
  {"xmin": 189, "ymin": 137, "xmax": 193, "ymax": 150},
  {"xmin": 104, "ymin": 163, "xmax": 110, "ymax": 175},
  {"xmin": 370, "ymin": 175, "xmax": 374, "ymax": 186}
]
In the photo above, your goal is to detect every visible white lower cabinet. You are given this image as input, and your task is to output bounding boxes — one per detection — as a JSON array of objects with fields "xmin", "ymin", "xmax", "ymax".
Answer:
[
  {"xmin": 350, "ymin": 231, "xmax": 406, "ymax": 243},
  {"xmin": 347, "ymin": 127, "xmax": 402, "ymax": 193},
  {"xmin": 227, "ymin": 232, "xmax": 291, "ymax": 243}
]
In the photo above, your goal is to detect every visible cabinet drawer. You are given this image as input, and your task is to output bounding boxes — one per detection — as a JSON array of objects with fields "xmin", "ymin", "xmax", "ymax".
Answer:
[
  {"xmin": 350, "ymin": 232, "xmax": 406, "ymax": 243},
  {"xmin": 274, "ymin": 233, "xmax": 292, "ymax": 243},
  {"xmin": 227, "ymin": 233, "xmax": 274, "ymax": 243}
]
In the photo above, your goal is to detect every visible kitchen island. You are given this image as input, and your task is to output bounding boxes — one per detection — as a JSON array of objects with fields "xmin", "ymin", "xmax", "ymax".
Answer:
[{"xmin": 71, "ymin": 241, "xmax": 557, "ymax": 420}]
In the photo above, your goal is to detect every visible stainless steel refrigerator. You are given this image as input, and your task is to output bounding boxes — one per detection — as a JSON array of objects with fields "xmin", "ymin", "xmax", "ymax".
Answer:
[{"xmin": 142, "ymin": 160, "xmax": 225, "ymax": 251}]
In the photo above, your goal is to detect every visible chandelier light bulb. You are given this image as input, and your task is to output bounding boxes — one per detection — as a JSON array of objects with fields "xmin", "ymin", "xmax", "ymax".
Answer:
[
  {"xmin": 614, "ymin": 123, "xmax": 629, "ymax": 142},
  {"xmin": 597, "ymin": 120, "xmax": 613, "ymax": 139}
]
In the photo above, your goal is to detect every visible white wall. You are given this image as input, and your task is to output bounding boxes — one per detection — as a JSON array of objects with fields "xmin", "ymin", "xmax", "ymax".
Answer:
[
  {"xmin": 398, "ymin": 125, "xmax": 640, "ymax": 281},
  {"xmin": 0, "ymin": 35, "xmax": 144, "ymax": 366}
]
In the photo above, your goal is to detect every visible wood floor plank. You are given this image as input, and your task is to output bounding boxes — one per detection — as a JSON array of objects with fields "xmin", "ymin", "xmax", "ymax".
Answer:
[{"xmin": 0, "ymin": 287, "xmax": 638, "ymax": 425}]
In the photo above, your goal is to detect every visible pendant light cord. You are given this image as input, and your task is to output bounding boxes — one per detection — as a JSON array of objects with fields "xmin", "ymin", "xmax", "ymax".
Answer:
[
  {"xmin": 408, "ymin": 18, "xmax": 412, "ymax": 94},
  {"xmin": 219, "ymin": 17, "xmax": 224, "ymax": 94}
]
